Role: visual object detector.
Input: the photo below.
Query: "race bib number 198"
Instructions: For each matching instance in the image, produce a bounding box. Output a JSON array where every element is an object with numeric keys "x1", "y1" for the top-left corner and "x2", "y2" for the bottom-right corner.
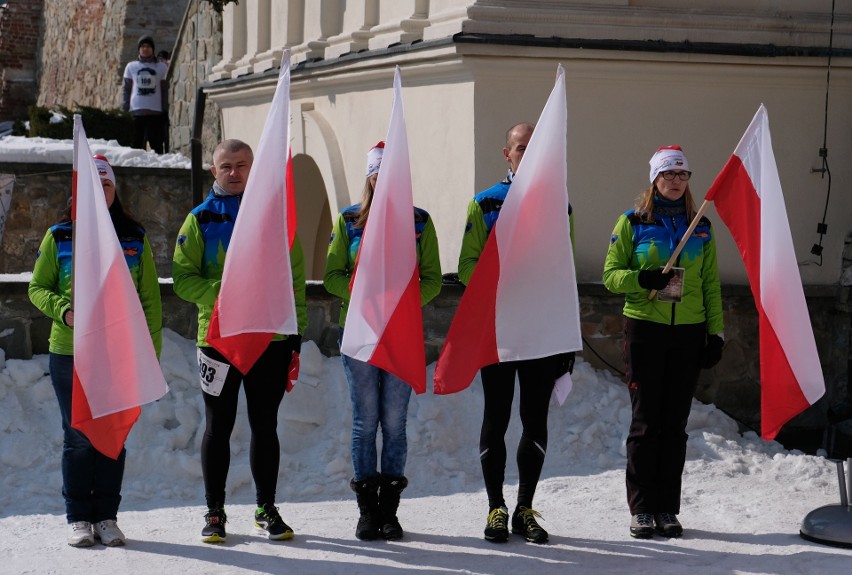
[{"x1": 197, "y1": 349, "x2": 230, "y2": 396}]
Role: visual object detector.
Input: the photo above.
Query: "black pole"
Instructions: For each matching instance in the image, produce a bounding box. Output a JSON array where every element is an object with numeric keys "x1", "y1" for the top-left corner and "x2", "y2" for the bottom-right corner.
[{"x1": 191, "y1": 87, "x2": 207, "y2": 206}]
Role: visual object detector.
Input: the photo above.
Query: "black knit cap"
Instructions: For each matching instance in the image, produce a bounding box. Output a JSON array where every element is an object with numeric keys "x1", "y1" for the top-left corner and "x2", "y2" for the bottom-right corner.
[{"x1": 138, "y1": 35, "x2": 155, "y2": 50}]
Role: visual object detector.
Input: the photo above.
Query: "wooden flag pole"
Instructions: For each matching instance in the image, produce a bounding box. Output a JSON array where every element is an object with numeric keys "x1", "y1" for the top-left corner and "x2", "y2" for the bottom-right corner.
[{"x1": 647, "y1": 199, "x2": 711, "y2": 300}]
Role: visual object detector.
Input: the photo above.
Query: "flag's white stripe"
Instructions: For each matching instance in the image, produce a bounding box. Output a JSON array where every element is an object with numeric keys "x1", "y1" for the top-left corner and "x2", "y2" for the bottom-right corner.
[
  {"x1": 341, "y1": 67, "x2": 416, "y2": 360},
  {"x1": 737, "y1": 106, "x2": 824, "y2": 403},
  {"x1": 73, "y1": 117, "x2": 167, "y2": 417},
  {"x1": 493, "y1": 64, "x2": 582, "y2": 361},
  {"x1": 218, "y1": 52, "x2": 297, "y2": 336}
]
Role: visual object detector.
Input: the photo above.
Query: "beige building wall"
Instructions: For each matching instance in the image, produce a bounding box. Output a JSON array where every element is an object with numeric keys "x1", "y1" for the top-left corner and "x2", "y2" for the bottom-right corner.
[{"x1": 204, "y1": 0, "x2": 852, "y2": 284}]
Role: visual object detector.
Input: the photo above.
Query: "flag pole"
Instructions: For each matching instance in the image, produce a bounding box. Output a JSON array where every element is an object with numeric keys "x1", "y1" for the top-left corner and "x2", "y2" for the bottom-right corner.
[
  {"x1": 647, "y1": 199, "x2": 711, "y2": 300},
  {"x1": 71, "y1": 114, "x2": 80, "y2": 308}
]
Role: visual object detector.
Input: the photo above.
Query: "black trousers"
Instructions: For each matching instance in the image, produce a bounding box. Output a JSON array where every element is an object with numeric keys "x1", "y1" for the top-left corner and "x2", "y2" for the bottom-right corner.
[
  {"x1": 479, "y1": 356, "x2": 556, "y2": 511},
  {"x1": 623, "y1": 318, "x2": 705, "y2": 515},
  {"x1": 199, "y1": 339, "x2": 296, "y2": 509},
  {"x1": 132, "y1": 114, "x2": 166, "y2": 154}
]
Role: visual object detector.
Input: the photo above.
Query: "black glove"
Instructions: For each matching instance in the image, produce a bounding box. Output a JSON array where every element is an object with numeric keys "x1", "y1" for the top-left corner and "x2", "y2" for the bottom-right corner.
[
  {"x1": 701, "y1": 334, "x2": 724, "y2": 369},
  {"x1": 638, "y1": 269, "x2": 674, "y2": 291},
  {"x1": 553, "y1": 352, "x2": 576, "y2": 378},
  {"x1": 287, "y1": 334, "x2": 302, "y2": 355}
]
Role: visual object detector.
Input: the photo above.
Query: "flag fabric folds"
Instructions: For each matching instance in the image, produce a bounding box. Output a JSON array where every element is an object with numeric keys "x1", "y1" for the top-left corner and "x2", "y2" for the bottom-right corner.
[
  {"x1": 434, "y1": 64, "x2": 582, "y2": 395},
  {"x1": 340, "y1": 67, "x2": 427, "y2": 394},
  {"x1": 71, "y1": 115, "x2": 168, "y2": 459},
  {"x1": 705, "y1": 104, "x2": 824, "y2": 439},
  {"x1": 206, "y1": 52, "x2": 298, "y2": 375}
]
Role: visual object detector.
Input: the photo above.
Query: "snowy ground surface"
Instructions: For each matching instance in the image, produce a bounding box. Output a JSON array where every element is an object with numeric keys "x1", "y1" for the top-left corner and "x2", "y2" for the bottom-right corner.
[{"x1": 1, "y1": 329, "x2": 850, "y2": 574}]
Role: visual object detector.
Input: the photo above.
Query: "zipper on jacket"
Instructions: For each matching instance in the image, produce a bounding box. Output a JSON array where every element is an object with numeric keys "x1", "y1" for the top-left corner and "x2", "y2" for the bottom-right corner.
[{"x1": 670, "y1": 216, "x2": 679, "y2": 326}]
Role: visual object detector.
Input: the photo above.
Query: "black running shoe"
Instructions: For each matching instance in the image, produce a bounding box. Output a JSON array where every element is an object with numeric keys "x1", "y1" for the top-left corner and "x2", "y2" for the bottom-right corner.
[
  {"x1": 255, "y1": 504, "x2": 294, "y2": 541},
  {"x1": 202, "y1": 508, "x2": 227, "y2": 543},
  {"x1": 654, "y1": 512, "x2": 683, "y2": 537},
  {"x1": 484, "y1": 506, "x2": 509, "y2": 543},
  {"x1": 512, "y1": 506, "x2": 549, "y2": 544},
  {"x1": 630, "y1": 513, "x2": 655, "y2": 539}
]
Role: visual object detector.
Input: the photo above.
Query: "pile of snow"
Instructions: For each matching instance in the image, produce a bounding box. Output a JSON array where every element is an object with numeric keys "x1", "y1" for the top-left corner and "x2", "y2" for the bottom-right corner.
[
  {"x1": 0, "y1": 135, "x2": 191, "y2": 169},
  {"x1": 1, "y1": 329, "x2": 850, "y2": 573}
]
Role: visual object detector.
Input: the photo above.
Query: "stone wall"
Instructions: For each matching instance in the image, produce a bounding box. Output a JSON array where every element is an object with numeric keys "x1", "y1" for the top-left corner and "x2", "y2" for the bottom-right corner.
[
  {"x1": 0, "y1": 1, "x2": 43, "y2": 120},
  {"x1": 168, "y1": 1, "x2": 223, "y2": 158},
  {"x1": 37, "y1": 0, "x2": 186, "y2": 110},
  {"x1": 1, "y1": 279, "x2": 848, "y2": 439},
  {"x1": 0, "y1": 162, "x2": 209, "y2": 277}
]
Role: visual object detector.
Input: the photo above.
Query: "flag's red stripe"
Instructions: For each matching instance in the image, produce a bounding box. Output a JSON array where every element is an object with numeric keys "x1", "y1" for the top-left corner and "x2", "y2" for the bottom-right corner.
[
  {"x1": 706, "y1": 155, "x2": 762, "y2": 302},
  {"x1": 433, "y1": 233, "x2": 500, "y2": 394},
  {"x1": 367, "y1": 267, "x2": 426, "y2": 393},
  {"x1": 707, "y1": 155, "x2": 809, "y2": 439},
  {"x1": 286, "y1": 150, "x2": 297, "y2": 249},
  {"x1": 759, "y1": 312, "x2": 810, "y2": 439},
  {"x1": 71, "y1": 369, "x2": 140, "y2": 460},
  {"x1": 206, "y1": 299, "x2": 274, "y2": 375}
]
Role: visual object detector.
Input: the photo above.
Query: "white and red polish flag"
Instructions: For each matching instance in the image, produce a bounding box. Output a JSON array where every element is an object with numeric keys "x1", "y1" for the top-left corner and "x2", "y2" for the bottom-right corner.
[
  {"x1": 434, "y1": 65, "x2": 582, "y2": 395},
  {"x1": 206, "y1": 52, "x2": 298, "y2": 375},
  {"x1": 340, "y1": 67, "x2": 427, "y2": 394},
  {"x1": 705, "y1": 104, "x2": 824, "y2": 439},
  {"x1": 70, "y1": 115, "x2": 168, "y2": 459}
]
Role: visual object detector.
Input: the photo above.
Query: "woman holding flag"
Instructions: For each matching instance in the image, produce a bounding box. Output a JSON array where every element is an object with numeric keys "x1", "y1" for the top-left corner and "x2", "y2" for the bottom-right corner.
[
  {"x1": 602, "y1": 145, "x2": 724, "y2": 539},
  {"x1": 324, "y1": 141, "x2": 441, "y2": 541},
  {"x1": 28, "y1": 155, "x2": 162, "y2": 548}
]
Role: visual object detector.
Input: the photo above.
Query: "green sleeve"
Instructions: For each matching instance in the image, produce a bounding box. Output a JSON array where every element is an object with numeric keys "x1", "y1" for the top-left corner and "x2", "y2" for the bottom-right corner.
[
  {"x1": 28, "y1": 230, "x2": 71, "y2": 324},
  {"x1": 418, "y1": 216, "x2": 442, "y2": 305},
  {"x1": 602, "y1": 214, "x2": 643, "y2": 294},
  {"x1": 457, "y1": 199, "x2": 488, "y2": 286},
  {"x1": 138, "y1": 235, "x2": 163, "y2": 357},
  {"x1": 323, "y1": 213, "x2": 352, "y2": 302},
  {"x1": 172, "y1": 213, "x2": 220, "y2": 306},
  {"x1": 701, "y1": 224, "x2": 724, "y2": 335},
  {"x1": 569, "y1": 209, "x2": 575, "y2": 255},
  {"x1": 290, "y1": 234, "x2": 308, "y2": 335}
]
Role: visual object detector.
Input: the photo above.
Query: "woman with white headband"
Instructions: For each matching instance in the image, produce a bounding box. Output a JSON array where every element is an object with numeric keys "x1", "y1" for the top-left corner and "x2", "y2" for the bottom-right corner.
[
  {"x1": 603, "y1": 145, "x2": 724, "y2": 539},
  {"x1": 324, "y1": 141, "x2": 441, "y2": 542},
  {"x1": 28, "y1": 155, "x2": 162, "y2": 548}
]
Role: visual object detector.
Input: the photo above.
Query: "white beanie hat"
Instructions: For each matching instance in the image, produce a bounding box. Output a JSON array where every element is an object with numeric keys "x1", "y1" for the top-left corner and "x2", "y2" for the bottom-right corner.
[
  {"x1": 649, "y1": 145, "x2": 689, "y2": 182},
  {"x1": 93, "y1": 155, "x2": 115, "y2": 184},
  {"x1": 365, "y1": 141, "x2": 384, "y2": 177}
]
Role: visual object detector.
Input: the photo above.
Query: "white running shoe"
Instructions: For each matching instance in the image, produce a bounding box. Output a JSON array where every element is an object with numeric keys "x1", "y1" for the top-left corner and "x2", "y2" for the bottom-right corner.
[
  {"x1": 93, "y1": 520, "x2": 126, "y2": 547},
  {"x1": 68, "y1": 521, "x2": 95, "y2": 547}
]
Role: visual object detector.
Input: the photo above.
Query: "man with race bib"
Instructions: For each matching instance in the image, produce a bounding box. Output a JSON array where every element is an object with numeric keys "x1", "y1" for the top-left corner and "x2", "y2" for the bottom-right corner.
[{"x1": 173, "y1": 139, "x2": 307, "y2": 543}]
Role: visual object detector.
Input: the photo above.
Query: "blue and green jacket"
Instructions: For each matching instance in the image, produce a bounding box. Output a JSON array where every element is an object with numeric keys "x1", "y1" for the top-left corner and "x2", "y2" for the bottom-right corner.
[
  {"x1": 458, "y1": 177, "x2": 574, "y2": 285},
  {"x1": 172, "y1": 185, "x2": 307, "y2": 347},
  {"x1": 28, "y1": 220, "x2": 162, "y2": 356},
  {"x1": 602, "y1": 196, "x2": 723, "y2": 333},
  {"x1": 323, "y1": 203, "x2": 442, "y2": 327}
]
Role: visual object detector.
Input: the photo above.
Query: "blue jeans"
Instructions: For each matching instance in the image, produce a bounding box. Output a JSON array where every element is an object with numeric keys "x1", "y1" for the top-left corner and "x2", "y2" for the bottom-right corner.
[
  {"x1": 340, "y1": 333, "x2": 412, "y2": 480},
  {"x1": 49, "y1": 353, "x2": 126, "y2": 523}
]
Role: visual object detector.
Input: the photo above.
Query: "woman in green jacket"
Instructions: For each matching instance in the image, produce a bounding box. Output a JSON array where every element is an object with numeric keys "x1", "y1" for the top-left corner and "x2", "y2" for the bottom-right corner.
[
  {"x1": 28, "y1": 156, "x2": 162, "y2": 548},
  {"x1": 324, "y1": 142, "x2": 441, "y2": 542},
  {"x1": 603, "y1": 146, "x2": 723, "y2": 539}
]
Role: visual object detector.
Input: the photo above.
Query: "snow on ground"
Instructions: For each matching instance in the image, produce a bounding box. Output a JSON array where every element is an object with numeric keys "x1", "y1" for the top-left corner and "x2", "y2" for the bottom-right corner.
[{"x1": 1, "y1": 329, "x2": 850, "y2": 574}]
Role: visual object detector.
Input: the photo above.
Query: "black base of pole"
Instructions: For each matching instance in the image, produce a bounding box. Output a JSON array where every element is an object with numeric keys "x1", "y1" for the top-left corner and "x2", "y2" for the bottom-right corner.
[{"x1": 800, "y1": 504, "x2": 852, "y2": 549}]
